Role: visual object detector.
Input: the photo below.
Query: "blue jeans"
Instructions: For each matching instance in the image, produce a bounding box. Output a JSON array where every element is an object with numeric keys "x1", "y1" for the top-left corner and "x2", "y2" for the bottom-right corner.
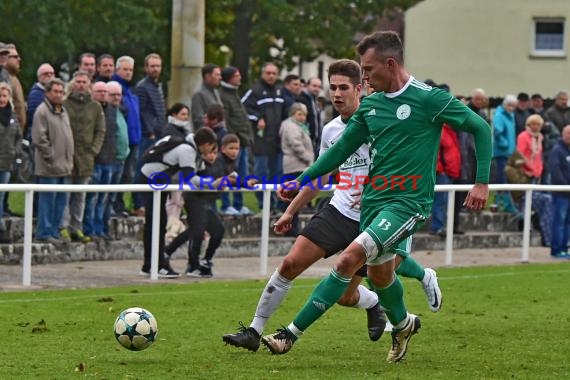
[
  {"x1": 254, "y1": 152, "x2": 283, "y2": 209},
  {"x1": 115, "y1": 145, "x2": 138, "y2": 213},
  {"x1": 492, "y1": 157, "x2": 507, "y2": 184},
  {"x1": 221, "y1": 146, "x2": 248, "y2": 210},
  {"x1": 430, "y1": 174, "x2": 450, "y2": 232},
  {"x1": 0, "y1": 171, "x2": 11, "y2": 230},
  {"x1": 132, "y1": 137, "x2": 157, "y2": 210},
  {"x1": 36, "y1": 176, "x2": 69, "y2": 240},
  {"x1": 550, "y1": 194, "x2": 570, "y2": 255},
  {"x1": 84, "y1": 164, "x2": 114, "y2": 236},
  {"x1": 105, "y1": 161, "x2": 125, "y2": 234}
]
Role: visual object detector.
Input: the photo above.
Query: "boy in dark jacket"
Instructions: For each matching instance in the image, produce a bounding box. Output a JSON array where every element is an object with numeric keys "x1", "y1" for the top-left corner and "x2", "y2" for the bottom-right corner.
[{"x1": 164, "y1": 133, "x2": 255, "y2": 277}]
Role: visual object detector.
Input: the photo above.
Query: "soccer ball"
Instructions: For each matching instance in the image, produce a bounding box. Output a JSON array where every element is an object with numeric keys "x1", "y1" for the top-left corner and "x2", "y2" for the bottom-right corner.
[{"x1": 114, "y1": 307, "x2": 158, "y2": 351}]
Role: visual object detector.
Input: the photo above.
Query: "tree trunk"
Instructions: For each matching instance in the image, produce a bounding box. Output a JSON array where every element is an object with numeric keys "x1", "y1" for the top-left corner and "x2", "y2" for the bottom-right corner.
[{"x1": 231, "y1": 0, "x2": 255, "y2": 86}]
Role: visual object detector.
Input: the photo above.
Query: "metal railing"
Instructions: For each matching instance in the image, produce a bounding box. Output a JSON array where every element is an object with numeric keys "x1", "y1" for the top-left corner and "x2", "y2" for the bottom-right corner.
[{"x1": 0, "y1": 183, "x2": 567, "y2": 287}]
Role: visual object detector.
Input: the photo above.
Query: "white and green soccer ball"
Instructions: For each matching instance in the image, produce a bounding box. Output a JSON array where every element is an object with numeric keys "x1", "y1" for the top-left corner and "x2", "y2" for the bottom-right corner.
[{"x1": 114, "y1": 307, "x2": 158, "y2": 351}]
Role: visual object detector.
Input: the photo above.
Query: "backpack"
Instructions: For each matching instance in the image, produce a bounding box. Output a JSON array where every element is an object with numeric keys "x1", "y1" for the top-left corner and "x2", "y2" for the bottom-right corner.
[
  {"x1": 142, "y1": 135, "x2": 195, "y2": 164},
  {"x1": 12, "y1": 139, "x2": 34, "y2": 184}
]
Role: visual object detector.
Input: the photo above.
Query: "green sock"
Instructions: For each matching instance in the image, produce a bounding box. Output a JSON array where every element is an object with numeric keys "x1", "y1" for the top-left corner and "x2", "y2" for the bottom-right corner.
[
  {"x1": 376, "y1": 275, "x2": 408, "y2": 326},
  {"x1": 292, "y1": 269, "x2": 351, "y2": 332},
  {"x1": 395, "y1": 256, "x2": 425, "y2": 281}
]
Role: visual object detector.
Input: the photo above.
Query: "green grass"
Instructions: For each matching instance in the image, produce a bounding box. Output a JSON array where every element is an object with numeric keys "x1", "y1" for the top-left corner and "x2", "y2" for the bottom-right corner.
[{"x1": 1, "y1": 263, "x2": 570, "y2": 379}]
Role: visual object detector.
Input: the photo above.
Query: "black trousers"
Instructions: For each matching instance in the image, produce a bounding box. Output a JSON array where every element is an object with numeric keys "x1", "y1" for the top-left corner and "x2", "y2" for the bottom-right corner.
[{"x1": 165, "y1": 197, "x2": 225, "y2": 270}]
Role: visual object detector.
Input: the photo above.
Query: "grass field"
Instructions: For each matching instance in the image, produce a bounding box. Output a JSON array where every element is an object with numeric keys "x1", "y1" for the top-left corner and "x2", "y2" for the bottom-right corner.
[{"x1": 1, "y1": 263, "x2": 569, "y2": 379}]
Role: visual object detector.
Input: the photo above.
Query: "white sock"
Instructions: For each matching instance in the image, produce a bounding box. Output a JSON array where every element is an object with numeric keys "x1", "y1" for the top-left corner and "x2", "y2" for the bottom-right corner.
[
  {"x1": 288, "y1": 323, "x2": 304, "y2": 339},
  {"x1": 394, "y1": 312, "x2": 410, "y2": 331},
  {"x1": 354, "y1": 284, "x2": 379, "y2": 309},
  {"x1": 250, "y1": 269, "x2": 292, "y2": 335}
]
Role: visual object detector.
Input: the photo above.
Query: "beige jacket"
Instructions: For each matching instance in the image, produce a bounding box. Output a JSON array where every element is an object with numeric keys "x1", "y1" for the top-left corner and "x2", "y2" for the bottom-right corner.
[
  {"x1": 31, "y1": 100, "x2": 74, "y2": 177},
  {"x1": 280, "y1": 117, "x2": 314, "y2": 174}
]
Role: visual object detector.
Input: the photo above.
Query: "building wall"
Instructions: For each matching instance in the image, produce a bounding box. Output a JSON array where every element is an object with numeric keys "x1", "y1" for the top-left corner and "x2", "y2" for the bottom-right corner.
[{"x1": 405, "y1": 0, "x2": 570, "y2": 97}]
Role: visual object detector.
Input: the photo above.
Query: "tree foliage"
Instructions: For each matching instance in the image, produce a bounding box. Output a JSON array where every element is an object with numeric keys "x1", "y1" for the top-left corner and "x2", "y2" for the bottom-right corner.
[
  {"x1": 206, "y1": 0, "x2": 422, "y2": 83},
  {"x1": 0, "y1": 0, "x2": 422, "y2": 92},
  {"x1": 0, "y1": 0, "x2": 171, "y2": 90}
]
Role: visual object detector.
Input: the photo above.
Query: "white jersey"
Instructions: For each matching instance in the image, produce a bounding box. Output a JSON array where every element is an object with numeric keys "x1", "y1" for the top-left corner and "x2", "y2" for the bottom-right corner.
[{"x1": 319, "y1": 115, "x2": 370, "y2": 222}]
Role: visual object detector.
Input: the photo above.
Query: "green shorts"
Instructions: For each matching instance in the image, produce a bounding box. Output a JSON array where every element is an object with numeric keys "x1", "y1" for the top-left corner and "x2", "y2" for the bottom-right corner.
[{"x1": 356, "y1": 205, "x2": 426, "y2": 265}]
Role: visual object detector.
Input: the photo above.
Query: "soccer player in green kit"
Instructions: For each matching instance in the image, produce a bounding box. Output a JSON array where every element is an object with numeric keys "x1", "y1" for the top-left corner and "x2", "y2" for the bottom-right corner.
[{"x1": 262, "y1": 31, "x2": 492, "y2": 363}]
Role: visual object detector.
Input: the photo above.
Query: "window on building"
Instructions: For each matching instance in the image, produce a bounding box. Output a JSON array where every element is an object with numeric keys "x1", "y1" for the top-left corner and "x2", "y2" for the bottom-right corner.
[{"x1": 533, "y1": 18, "x2": 565, "y2": 57}]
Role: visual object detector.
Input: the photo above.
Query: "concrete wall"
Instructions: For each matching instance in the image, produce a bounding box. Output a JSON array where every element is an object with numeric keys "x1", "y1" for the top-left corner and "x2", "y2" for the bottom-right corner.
[{"x1": 405, "y1": 0, "x2": 570, "y2": 97}]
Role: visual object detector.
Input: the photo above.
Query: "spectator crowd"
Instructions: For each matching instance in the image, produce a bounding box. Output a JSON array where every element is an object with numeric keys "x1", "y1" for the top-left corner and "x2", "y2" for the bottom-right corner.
[{"x1": 0, "y1": 40, "x2": 569, "y2": 275}]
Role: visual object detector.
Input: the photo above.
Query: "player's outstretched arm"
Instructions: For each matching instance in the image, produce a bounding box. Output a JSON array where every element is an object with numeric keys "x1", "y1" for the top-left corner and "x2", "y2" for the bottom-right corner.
[
  {"x1": 458, "y1": 112, "x2": 493, "y2": 185},
  {"x1": 459, "y1": 112, "x2": 492, "y2": 210}
]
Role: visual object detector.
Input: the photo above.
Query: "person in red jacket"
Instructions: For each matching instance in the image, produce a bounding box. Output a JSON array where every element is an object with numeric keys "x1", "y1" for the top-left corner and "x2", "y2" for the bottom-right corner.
[{"x1": 430, "y1": 123, "x2": 461, "y2": 236}]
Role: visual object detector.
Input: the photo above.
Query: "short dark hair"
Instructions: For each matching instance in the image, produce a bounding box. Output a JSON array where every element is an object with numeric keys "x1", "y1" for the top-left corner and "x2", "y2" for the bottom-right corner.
[
  {"x1": 284, "y1": 74, "x2": 300, "y2": 84},
  {"x1": 202, "y1": 63, "x2": 220, "y2": 78},
  {"x1": 194, "y1": 127, "x2": 218, "y2": 146},
  {"x1": 206, "y1": 104, "x2": 224, "y2": 121},
  {"x1": 45, "y1": 78, "x2": 65, "y2": 92},
  {"x1": 356, "y1": 31, "x2": 404, "y2": 64},
  {"x1": 96, "y1": 54, "x2": 114, "y2": 66},
  {"x1": 328, "y1": 59, "x2": 361, "y2": 86},
  {"x1": 221, "y1": 133, "x2": 240, "y2": 147},
  {"x1": 167, "y1": 102, "x2": 189, "y2": 116},
  {"x1": 517, "y1": 92, "x2": 530, "y2": 101},
  {"x1": 531, "y1": 93, "x2": 543, "y2": 100},
  {"x1": 79, "y1": 52, "x2": 95, "y2": 64}
]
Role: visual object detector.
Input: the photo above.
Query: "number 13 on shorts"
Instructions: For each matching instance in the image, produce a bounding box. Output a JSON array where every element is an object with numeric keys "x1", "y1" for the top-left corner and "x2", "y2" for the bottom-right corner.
[{"x1": 377, "y1": 218, "x2": 392, "y2": 231}]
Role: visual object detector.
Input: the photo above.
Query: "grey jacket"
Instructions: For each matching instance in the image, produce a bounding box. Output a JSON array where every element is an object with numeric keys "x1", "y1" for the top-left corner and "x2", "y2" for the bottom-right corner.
[
  {"x1": 32, "y1": 100, "x2": 74, "y2": 177},
  {"x1": 191, "y1": 84, "x2": 222, "y2": 130}
]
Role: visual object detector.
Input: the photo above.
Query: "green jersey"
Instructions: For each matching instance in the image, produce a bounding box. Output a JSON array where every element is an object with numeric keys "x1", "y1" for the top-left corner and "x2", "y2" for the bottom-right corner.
[{"x1": 299, "y1": 76, "x2": 492, "y2": 218}]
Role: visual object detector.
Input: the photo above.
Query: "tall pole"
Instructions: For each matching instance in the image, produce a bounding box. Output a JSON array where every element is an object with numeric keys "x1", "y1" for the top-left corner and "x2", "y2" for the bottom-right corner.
[{"x1": 169, "y1": 0, "x2": 205, "y2": 107}]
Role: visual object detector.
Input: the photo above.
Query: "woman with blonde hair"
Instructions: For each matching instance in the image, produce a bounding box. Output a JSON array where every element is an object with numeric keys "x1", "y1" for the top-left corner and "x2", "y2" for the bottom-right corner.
[
  {"x1": 513, "y1": 114, "x2": 553, "y2": 247},
  {"x1": 0, "y1": 82, "x2": 22, "y2": 243},
  {"x1": 517, "y1": 114, "x2": 544, "y2": 182}
]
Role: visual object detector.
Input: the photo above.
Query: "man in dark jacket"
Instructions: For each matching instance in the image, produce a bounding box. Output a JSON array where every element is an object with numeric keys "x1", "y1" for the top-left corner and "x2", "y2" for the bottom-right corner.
[
  {"x1": 133, "y1": 53, "x2": 167, "y2": 217},
  {"x1": 241, "y1": 62, "x2": 286, "y2": 209},
  {"x1": 135, "y1": 53, "x2": 166, "y2": 146},
  {"x1": 548, "y1": 125, "x2": 570, "y2": 259},
  {"x1": 299, "y1": 77, "x2": 323, "y2": 155},
  {"x1": 219, "y1": 66, "x2": 254, "y2": 215},
  {"x1": 83, "y1": 81, "x2": 117, "y2": 240},
  {"x1": 26, "y1": 63, "x2": 55, "y2": 139}
]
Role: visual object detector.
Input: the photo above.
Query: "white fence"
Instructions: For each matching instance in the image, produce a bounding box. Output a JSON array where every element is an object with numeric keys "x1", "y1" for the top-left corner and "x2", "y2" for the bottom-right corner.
[{"x1": 0, "y1": 183, "x2": 568, "y2": 287}]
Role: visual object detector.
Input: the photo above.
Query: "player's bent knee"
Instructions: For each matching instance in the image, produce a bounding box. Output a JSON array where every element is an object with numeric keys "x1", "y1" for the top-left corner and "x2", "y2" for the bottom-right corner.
[
  {"x1": 335, "y1": 244, "x2": 367, "y2": 276},
  {"x1": 367, "y1": 262, "x2": 395, "y2": 288}
]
